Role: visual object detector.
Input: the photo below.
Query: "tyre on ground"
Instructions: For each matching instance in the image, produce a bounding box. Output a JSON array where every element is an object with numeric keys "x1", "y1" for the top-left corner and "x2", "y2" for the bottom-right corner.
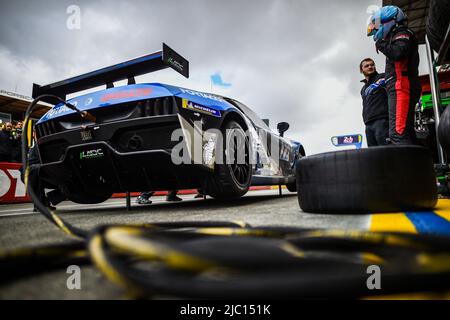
[
  {"x1": 296, "y1": 145, "x2": 437, "y2": 213},
  {"x1": 66, "y1": 187, "x2": 112, "y2": 204}
]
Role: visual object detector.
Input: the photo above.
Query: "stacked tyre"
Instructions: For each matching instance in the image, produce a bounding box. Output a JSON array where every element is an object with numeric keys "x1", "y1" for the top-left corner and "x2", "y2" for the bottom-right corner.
[
  {"x1": 426, "y1": 0, "x2": 450, "y2": 59},
  {"x1": 438, "y1": 106, "x2": 450, "y2": 157}
]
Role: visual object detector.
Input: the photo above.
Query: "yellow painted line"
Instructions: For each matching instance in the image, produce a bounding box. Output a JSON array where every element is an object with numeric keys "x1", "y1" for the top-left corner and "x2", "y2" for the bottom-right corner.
[
  {"x1": 370, "y1": 212, "x2": 417, "y2": 234},
  {"x1": 434, "y1": 199, "x2": 450, "y2": 222},
  {"x1": 361, "y1": 252, "x2": 385, "y2": 265}
]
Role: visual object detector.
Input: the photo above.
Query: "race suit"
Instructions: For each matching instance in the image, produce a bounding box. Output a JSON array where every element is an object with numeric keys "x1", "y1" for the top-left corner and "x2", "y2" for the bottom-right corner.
[{"x1": 376, "y1": 25, "x2": 421, "y2": 144}]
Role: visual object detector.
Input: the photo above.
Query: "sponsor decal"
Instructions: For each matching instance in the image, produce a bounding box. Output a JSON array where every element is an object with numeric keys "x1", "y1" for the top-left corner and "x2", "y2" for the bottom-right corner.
[
  {"x1": 80, "y1": 129, "x2": 93, "y2": 141},
  {"x1": 46, "y1": 105, "x2": 71, "y2": 119},
  {"x1": 84, "y1": 97, "x2": 93, "y2": 106},
  {"x1": 331, "y1": 134, "x2": 363, "y2": 149},
  {"x1": 181, "y1": 99, "x2": 221, "y2": 117},
  {"x1": 167, "y1": 57, "x2": 184, "y2": 72},
  {"x1": 394, "y1": 34, "x2": 410, "y2": 41},
  {"x1": 0, "y1": 163, "x2": 29, "y2": 204},
  {"x1": 80, "y1": 148, "x2": 104, "y2": 160},
  {"x1": 100, "y1": 88, "x2": 152, "y2": 102},
  {"x1": 343, "y1": 136, "x2": 354, "y2": 144},
  {"x1": 179, "y1": 88, "x2": 225, "y2": 102}
]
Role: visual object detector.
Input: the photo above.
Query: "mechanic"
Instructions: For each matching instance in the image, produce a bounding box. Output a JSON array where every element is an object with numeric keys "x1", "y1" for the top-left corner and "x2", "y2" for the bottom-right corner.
[
  {"x1": 0, "y1": 122, "x2": 15, "y2": 162},
  {"x1": 136, "y1": 190, "x2": 182, "y2": 205},
  {"x1": 194, "y1": 188, "x2": 205, "y2": 199},
  {"x1": 368, "y1": 5, "x2": 421, "y2": 145},
  {"x1": 12, "y1": 121, "x2": 23, "y2": 162},
  {"x1": 360, "y1": 58, "x2": 389, "y2": 146}
]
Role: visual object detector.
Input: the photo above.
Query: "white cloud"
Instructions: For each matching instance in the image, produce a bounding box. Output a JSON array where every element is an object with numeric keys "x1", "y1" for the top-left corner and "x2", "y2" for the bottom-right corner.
[
  {"x1": 2, "y1": 0, "x2": 429, "y2": 156},
  {"x1": 311, "y1": 42, "x2": 348, "y2": 64},
  {"x1": 0, "y1": 47, "x2": 55, "y2": 94}
]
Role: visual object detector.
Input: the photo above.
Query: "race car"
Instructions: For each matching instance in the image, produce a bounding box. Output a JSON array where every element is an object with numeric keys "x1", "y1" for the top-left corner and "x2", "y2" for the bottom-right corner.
[{"x1": 32, "y1": 43, "x2": 305, "y2": 203}]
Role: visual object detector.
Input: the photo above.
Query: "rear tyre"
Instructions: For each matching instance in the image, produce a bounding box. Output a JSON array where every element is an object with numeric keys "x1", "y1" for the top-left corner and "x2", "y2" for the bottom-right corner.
[
  {"x1": 66, "y1": 187, "x2": 112, "y2": 204},
  {"x1": 296, "y1": 146, "x2": 437, "y2": 214},
  {"x1": 204, "y1": 120, "x2": 252, "y2": 200},
  {"x1": 438, "y1": 106, "x2": 450, "y2": 157},
  {"x1": 286, "y1": 147, "x2": 306, "y2": 192},
  {"x1": 426, "y1": 0, "x2": 450, "y2": 59},
  {"x1": 286, "y1": 182, "x2": 297, "y2": 192}
]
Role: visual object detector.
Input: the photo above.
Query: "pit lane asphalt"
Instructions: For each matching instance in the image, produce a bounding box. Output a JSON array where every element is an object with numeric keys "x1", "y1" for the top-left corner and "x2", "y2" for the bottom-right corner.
[{"x1": 0, "y1": 189, "x2": 371, "y2": 299}]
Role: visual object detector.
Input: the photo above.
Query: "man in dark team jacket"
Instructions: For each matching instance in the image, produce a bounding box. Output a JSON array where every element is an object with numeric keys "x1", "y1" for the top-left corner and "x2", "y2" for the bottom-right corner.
[
  {"x1": 360, "y1": 58, "x2": 389, "y2": 146},
  {"x1": 0, "y1": 122, "x2": 15, "y2": 162}
]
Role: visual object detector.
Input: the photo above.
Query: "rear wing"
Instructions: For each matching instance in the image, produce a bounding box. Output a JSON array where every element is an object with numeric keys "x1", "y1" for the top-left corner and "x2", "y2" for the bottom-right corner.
[{"x1": 32, "y1": 43, "x2": 189, "y2": 104}]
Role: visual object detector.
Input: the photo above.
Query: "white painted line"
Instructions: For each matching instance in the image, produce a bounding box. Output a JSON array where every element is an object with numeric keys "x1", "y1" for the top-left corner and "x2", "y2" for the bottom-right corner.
[
  {"x1": 0, "y1": 198, "x2": 127, "y2": 213},
  {"x1": 0, "y1": 189, "x2": 279, "y2": 218},
  {"x1": 0, "y1": 212, "x2": 37, "y2": 217},
  {"x1": 0, "y1": 197, "x2": 204, "y2": 218},
  {"x1": 0, "y1": 202, "x2": 127, "y2": 218},
  {"x1": 0, "y1": 207, "x2": 33, "y2": 213}
]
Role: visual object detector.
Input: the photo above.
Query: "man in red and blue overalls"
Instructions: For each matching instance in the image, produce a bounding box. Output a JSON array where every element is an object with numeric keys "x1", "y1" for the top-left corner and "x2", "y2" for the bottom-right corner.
[{"x1": 368, "y1": 5, "x2": 421, "y2": 144}]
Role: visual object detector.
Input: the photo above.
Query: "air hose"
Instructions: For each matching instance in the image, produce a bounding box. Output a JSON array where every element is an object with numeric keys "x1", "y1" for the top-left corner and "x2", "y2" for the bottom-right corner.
[{"x1": 0, "y1": 95, "x2": 448, "y2": 299}]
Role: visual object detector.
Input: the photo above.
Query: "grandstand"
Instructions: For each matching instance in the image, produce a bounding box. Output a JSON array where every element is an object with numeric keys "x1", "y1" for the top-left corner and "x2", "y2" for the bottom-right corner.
[{"x1": 0, "y1": 89, "x2": 51, "y2": 125}]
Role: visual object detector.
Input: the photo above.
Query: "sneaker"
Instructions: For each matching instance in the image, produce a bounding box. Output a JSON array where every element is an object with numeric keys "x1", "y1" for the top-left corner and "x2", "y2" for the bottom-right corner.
[
  {"x1": 166, "y1": 195, "x2": 183, "y2": 202},
  {"x1": 136, "y1": 197, "x2": 152, "y2": 205}
]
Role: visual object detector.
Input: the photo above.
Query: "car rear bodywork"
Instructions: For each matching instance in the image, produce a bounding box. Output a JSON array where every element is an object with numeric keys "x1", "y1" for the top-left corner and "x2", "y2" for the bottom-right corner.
[{"x1": 32, "y1": 44, "x2": 304, "y2": 200}]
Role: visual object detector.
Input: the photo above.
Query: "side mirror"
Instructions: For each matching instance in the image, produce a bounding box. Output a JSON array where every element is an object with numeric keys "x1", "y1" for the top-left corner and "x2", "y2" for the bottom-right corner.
[{"x1": 277, "y1": 122, "x2": 290, "y2": 137}]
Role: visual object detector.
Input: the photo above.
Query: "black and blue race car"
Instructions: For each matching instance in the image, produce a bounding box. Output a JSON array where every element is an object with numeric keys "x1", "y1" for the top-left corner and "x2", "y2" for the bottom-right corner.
[{"x1": 32, "y1": 44, "x2": 305, "y2": 203}]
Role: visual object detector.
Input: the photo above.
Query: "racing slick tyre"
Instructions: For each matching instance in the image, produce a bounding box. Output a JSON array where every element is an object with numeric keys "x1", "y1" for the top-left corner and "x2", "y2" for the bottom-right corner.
[
  {"x1": 66, "y1": 188, "x2": 112, "y2": 204},
  {"x1": 438, "y1": 106, "x2": 450, "y2": 157},
  {"x1": 204, "y1": 120, "x2": 251, "y2": 200},
  {"x1": 426, "y1": 0, "x2": 450, "y2": 59},
  {"x1": 286, "y1": 182, "x2": 297, "y2": 192},
  {"x1": 296, "y1": 146, "x2": 437, "y2": 214},
  {"x1": 286, "y1": 148, "x2": 306, "y2": 192}
]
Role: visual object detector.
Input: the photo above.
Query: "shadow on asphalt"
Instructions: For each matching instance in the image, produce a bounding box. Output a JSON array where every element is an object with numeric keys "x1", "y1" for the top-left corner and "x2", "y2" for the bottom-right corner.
[{"x1": 58, "y1": 192, "x2": 298, "y2": 215}]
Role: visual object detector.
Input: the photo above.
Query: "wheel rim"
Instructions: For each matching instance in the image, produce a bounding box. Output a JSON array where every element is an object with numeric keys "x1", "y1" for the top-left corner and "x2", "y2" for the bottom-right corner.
[{"x1": 226, "y1": 129, "x2": 250, "y2": 187}]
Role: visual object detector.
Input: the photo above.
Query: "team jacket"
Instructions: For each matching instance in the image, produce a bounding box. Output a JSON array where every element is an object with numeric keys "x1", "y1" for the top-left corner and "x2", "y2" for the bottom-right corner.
[
  {"x1": 360, "y1": 72, "x2": 388, "y2": 124},
  {"x1": 0, "y1": 130, "x2": 15, "y2": 158},
  {"x1": 375, "y1": 25, "x2": 421, "y2": 94}
]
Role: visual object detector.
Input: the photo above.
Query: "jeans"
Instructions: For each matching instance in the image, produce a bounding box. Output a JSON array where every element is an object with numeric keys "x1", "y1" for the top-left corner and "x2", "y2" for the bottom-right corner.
[{"x1": 365, "y1": 118, "x2": 389, "y2": 147}]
